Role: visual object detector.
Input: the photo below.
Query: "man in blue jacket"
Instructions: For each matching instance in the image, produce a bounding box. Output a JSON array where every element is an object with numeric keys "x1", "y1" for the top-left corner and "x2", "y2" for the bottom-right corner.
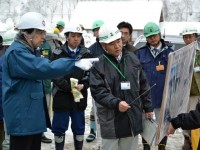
[
  {"x1": 136, "y1": 22, "x2": 173, "y2": 150},
  {"x1": 2, "y1": 12, "x2": 98, "y2": 150}
]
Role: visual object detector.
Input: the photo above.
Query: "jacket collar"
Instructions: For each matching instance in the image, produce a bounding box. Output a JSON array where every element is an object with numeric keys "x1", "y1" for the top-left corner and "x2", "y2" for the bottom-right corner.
[
  {"x1": 103, "y1": 47, "x2": 128, "y2": 62},
  {"x1": 16, "y1": 33, "x2": 35, "y2": 54},
  {"x1": 61, "y1": 43, "x2": 90, "y2": 60}
]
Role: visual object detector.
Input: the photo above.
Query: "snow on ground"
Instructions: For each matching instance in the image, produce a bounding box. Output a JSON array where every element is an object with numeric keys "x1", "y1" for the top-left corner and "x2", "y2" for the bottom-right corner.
[{"x1": 41, "y1": 90, "x2": 184, "y2": 150}]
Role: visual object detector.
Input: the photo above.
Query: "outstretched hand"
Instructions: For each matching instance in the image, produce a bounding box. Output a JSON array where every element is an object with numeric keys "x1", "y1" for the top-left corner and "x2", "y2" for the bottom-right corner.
[{"x1": 75, "y1": 58, "x2": 99, "y2": 71}]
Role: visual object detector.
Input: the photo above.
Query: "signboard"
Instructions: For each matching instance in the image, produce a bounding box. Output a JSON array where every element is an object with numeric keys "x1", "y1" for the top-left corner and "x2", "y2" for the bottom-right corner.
[{"x1": 155, "y1": 41, "x2": 197, "y2": 144}]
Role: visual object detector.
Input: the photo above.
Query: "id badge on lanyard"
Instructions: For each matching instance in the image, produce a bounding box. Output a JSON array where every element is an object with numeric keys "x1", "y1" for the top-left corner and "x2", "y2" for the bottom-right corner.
[{"x1": 121, "y1": 81, "x2": 131, "y2": 90}]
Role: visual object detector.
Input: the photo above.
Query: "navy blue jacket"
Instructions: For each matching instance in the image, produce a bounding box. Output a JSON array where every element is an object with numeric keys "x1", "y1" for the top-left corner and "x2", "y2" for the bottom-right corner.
[
  {"x1": 136, "y1": 40, "x2": 173, "y2": 108},
  {"x1": 89, "y1": 38, "x2": 104, "y2": 58}
]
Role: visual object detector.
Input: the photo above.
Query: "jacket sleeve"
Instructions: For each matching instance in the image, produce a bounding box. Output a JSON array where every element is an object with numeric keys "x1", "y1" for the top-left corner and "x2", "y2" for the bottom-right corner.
[
  {"x1": 89, "y1": 66, "x2": 121, "y2": 110},
  {"x1": 80, "y1": 70, "x2": 90, "y2": 90},
  {"x1": 7, "y1": 49, "x2": 78, "y2": 80},
  {"x1": 139, "y1": 66, "x2": 153, "y2": 113},
  {"x1": 171, "y1": 103, "x2": 200, "y2": 130}
]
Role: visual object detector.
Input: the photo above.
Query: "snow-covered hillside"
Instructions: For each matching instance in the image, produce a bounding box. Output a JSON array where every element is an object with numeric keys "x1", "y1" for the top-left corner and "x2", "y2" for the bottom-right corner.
[{"x1": 0, "y1": 0, "x2": 200, "y2": 29}]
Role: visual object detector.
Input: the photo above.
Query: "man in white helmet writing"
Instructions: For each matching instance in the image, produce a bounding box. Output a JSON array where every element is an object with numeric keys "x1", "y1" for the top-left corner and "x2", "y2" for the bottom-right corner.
[
  {"x1": 89, "y1": 23, "x2": 154, "y2": 150},
  {"x1": 2, "y1": 12, "x2": 98, "y2": 150}
]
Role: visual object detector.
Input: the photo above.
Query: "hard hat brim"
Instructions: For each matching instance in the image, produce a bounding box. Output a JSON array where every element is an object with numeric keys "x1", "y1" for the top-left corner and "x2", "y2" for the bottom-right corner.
[
  {"x1": 100, "y1": 32, "x2": 122, "y2": 44},
  {"x1": 182, "y1": 32, "x2": 196, "y2": 36},
  {"x1": 145, "y1": 31, "x2": 160, "y2": 37}
]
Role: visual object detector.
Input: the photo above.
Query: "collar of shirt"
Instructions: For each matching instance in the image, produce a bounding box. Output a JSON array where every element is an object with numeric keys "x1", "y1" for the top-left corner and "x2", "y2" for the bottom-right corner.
[
  {"x1": 150, "y1": 42, "x2": 162, "y2": 57},
  {"x1": 68, "y1": 46, "x2": 78, "y2": 53},
  {"x1": 150, "y1": 42, "x2": 162, "y2": 52},
  {"x1": 116, "y1": 52, "x2": 122, "y2": 62}
]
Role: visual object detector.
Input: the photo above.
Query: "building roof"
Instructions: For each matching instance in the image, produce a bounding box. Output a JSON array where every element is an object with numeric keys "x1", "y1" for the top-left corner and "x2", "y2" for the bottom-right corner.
[{"x1": 69, "y1": 1, "x2": 163, "y2": 30}]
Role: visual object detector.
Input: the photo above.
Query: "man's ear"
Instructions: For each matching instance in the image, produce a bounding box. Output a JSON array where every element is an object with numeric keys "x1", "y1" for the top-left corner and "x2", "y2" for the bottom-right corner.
[{"x1": 101, "y1": 43, "x2": 106, "y2": 49}]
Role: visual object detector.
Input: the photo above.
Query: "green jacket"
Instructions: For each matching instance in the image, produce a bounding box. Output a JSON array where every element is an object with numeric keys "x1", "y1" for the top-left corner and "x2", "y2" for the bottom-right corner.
[
  {"x1": 39, "y1": 41, "x2": 52, "y2": 94},
  {"x1": 190, "y1": 50, "x2": 200, "y2": 96}
]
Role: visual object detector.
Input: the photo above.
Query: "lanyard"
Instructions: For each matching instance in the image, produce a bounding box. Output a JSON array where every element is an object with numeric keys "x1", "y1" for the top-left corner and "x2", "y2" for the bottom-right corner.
[{"x1": 103, "y1": 54, "x2": 126, "y2": 80}]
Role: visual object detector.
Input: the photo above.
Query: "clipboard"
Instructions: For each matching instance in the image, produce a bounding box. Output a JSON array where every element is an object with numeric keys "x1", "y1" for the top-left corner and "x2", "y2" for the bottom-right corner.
[{"x1": 141, "y1": 115, "x2": 158, "y2": 146}]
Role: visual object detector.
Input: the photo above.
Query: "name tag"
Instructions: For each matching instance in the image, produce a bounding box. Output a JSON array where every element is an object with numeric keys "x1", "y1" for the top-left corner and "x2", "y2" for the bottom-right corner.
[
  {"x1": 156, "y1": 65, "x2": 164, "y2": 71},
  {"x1": 194, "y1": 67, "x2": 200, "y2": 72},
  {"x1": 121, "y1": 81, "x2": 131, "y2": 90}
]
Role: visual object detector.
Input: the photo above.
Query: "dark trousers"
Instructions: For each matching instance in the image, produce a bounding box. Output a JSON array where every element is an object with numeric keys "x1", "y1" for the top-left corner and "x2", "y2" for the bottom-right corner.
[
  {"x1": 0, "y1": 122, "x2": 4, "y2": 150},
  {"x1": 10, "y1": 133, "x2": 42, "y2": 150},
  {"x1": 52, "y1": 111, "x2": 85, "y2": 136}
]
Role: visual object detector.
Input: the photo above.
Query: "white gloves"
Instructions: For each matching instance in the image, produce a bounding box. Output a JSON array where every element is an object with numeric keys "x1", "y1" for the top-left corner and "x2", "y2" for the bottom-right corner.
[{"x1": 75, "y1": 58, "x2": 99, "y2": 71}]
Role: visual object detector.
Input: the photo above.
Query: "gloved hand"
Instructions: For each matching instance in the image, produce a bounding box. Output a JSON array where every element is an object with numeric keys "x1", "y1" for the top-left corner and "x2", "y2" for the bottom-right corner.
[{"x1": 75, "y1": 58, "x2": 99, "y2": 71}]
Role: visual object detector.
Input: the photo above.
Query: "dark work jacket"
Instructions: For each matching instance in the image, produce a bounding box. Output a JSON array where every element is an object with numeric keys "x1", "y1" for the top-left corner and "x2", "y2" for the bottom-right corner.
[
  {"x1": 171, "y1": 103, "x2": 200, "y2": 130},
  {"x1": 135, "y1": 40, "x2": 173, "y2": 108},
  {"x1": 171, "y1": 103, "x2": 200, "y2": 149},
  {"x1": 89, "y1": 38, "x2": 104, "y2": 58},
  {"x1": 51, "y1": 44, "x2": 92, "y2": 111},
  {"x1": 90, "y1": 48, "x2": 153, "y2": 138}
]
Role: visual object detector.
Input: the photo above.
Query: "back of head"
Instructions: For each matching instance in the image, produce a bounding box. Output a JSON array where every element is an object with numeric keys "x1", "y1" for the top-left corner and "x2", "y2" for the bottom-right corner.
[
  {"x1": 0, "y1": 35, "x2": 2, "y2": 45},
  {"x1": 92, "y1": 20, "x2": 104, "y2": 31},
  {"x1": 56, "y1": 21, "x2": 65, "y2": 28},
  {"x1": 16, "y1": 12, "x2": 46, "y2": 31},
  {"x1": 117, "y1": 21, "x2": 133, "y2": 34},
  {"x1": 144, "y1": 22, "x2": 160, "y2": 37},
  {"x1": 99, "y1": 23, "x2": 121, "y2": 44},
  {"x1": 0, "y1": 35, "x2": 3, "y2": 50},
  {"x1": 181, "y1": 26, "x2": 198, "y2": 36},
  {"x1": 2, "y1": 30, "x2": 17, "y2": 46}
]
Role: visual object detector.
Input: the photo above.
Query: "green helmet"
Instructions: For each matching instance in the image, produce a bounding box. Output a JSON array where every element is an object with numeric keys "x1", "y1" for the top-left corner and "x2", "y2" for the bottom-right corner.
[
  {"x1": 92, "y1": 20, "x2": 104, "y2": 30},
  {"x1": 144, "y1": 22, "x2": 160, "y2": 37},
  {"x1": 56, "y1": 21, "x2": 65, "y2": 28}
]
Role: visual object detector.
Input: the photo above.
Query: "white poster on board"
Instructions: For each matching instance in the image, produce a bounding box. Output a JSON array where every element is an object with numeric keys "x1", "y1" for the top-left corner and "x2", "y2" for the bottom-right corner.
[{"x1": 155, "y1": 41, "x2": 197, "y2": 144}]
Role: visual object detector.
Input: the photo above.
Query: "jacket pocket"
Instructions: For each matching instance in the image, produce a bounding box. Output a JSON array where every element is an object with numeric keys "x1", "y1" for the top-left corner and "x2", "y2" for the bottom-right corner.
[
  {"x1": 30, "y1": 92, "x2": 44, "y2": 100},
  {"x1": 140, "y1": 57, "x2": 152, "y2": 73}
]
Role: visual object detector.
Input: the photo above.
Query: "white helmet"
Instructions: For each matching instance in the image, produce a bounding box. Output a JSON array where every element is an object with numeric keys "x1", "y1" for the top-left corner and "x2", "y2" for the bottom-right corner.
[
  {"x1": 65, "y1": 24, "x2": 83, "y2": 34},
  {"x1": 3, "y1": 30, "x2": 17, "y2": 46},
  {"x1": 17, "y1": 12, "x2": 46, "y2": 30},
  {"x1": 99, "y1": 24, "x2": 121, "y2": 43},
  {"x1": 181, "y1": 26, "x2": 198, "y2": 36}
]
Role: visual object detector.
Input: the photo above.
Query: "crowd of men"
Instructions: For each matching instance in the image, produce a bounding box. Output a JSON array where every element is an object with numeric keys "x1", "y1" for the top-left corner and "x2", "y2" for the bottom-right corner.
[{"x1": 0, "y1": 11, "x2": 199, "y2": 150}]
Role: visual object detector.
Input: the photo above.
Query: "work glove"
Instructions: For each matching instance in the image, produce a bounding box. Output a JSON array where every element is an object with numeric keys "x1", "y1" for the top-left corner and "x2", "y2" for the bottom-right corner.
[{"x1": 75, "y1": 58, "x2": 99, "y2": 71}]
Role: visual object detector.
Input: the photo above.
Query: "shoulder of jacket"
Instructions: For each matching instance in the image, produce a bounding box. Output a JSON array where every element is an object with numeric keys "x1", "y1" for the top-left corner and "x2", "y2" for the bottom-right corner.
[
  {"x1": 80, "y1": 45, "x2": 91, "y2": 53},
  {"x1": 136, "y1": 45, "x2": 148, "y2": 52},
  {"x1": 53, "y1": 49, "x2": 63, "y2": 55},
  {"x1": 165, "y1": 43, "x2": 174, "y2": 52}
]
